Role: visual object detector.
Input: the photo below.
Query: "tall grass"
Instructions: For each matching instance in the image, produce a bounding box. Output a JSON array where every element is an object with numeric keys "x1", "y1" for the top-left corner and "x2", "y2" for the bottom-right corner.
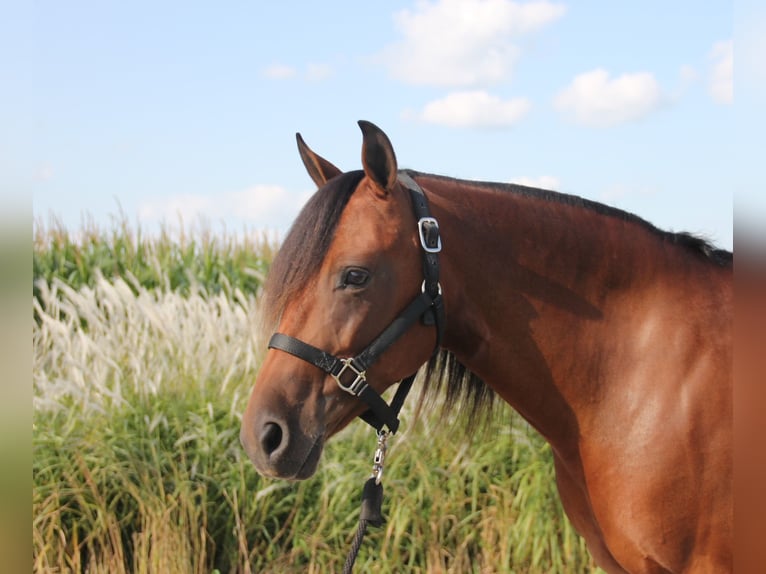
[
  {"x1": 33, "y1": 214, "x2": 277, "y2": 305},
  {"x1": 32, "y1": 222, "x2": 601, "y2": 573},
  {"x1": 33, "y1": 272, "x2": 261, "y2": 415}
]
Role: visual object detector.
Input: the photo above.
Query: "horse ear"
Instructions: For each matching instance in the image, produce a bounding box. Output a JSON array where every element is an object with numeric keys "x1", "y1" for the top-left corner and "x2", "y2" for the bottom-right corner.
[
  {"x1": 358, "y1": 120, "x2": 398, "y2": 196},
  {"x1": 296, "y1": 133, "x2": 342, "y2": 187}
]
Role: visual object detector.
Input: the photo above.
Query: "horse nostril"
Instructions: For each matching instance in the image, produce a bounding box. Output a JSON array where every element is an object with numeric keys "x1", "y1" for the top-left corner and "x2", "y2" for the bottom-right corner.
[{"x1": 261, "y1": 422, "x2": 284, "y2": 456}]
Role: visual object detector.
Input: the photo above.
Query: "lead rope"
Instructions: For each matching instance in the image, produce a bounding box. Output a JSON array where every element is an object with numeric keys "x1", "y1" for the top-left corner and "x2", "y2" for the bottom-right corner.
[{"x1": 342, "y1": 430, "x2": 389, "y2": 573}]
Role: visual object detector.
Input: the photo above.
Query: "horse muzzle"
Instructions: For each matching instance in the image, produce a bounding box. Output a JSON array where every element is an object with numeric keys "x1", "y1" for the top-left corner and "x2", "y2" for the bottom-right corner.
[{"x1": 240, "y1": 413, "x2": 324, "y2": 480}]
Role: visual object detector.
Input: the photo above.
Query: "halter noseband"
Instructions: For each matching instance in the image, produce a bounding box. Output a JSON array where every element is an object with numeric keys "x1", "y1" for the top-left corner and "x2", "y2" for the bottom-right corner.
[{"x1": 267, "y1": 173, "x2": 444, "y2": 434}]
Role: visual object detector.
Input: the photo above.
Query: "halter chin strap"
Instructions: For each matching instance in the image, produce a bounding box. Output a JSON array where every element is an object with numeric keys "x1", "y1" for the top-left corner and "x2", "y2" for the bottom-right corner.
[{"x1": 267, "y1": 172, "x2": 444, "y2": 434}]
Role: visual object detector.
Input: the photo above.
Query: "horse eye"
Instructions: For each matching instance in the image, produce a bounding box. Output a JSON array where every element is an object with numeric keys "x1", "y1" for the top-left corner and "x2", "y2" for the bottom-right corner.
[{"x1": 342, "y1": 268, "x2": 370, "y2": 288}]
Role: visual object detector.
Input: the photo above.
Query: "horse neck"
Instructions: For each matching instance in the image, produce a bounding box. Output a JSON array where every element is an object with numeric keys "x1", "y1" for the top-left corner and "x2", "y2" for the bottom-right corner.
[{"x1": 420, "y1": 175, "x2": 720, "y2": 453}]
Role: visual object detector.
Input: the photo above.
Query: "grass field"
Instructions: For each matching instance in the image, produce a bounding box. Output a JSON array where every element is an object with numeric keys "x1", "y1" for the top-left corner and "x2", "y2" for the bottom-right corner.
[{"x1": 32, "y1": 218, "x2": 601, "y2": 573}]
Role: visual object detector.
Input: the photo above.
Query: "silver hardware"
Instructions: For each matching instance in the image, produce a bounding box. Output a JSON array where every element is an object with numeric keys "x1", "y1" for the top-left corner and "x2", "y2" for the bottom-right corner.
[
  {"x1": 421, "y1": 280, "x2": 443, "y2": 296},
  {"x1": 371, "y1": 430, "x2": 389, "y2": 484},
  {"x1": 417, "y1": 217, "x2": 442, "y2": 253},
  {"x1": 333, "y1": 358, "x2": 368, "y2": 396}
]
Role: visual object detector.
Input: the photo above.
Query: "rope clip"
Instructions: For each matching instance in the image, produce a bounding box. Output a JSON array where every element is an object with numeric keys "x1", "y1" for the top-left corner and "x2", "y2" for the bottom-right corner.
[{"x1": 371, "y1": 430, "x2": 389, "y2": 484}]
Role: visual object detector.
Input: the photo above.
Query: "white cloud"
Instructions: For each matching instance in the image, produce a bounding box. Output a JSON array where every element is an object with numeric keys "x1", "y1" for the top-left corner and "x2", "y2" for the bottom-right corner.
[
  {"x1": 408, "y1": 90, "x2": 531, "y2": 128},
  {"x1": 511, "y1": 175, "x2": 560, "y2": 190},
  {"x1": 262, "y1": 64, "x2": 296, "y2": 80},
  {"x1": 138, "y1": 185, "x2": 311, "y2": 231},
  {"x1": 553, "y1": 69, "x2": 663, "y2": 127},
  {"x1": 708, "y1": 40, "x2": 733, "y2": 104},
  {"x1": 381, "y1": 0, "x2": 566, "y2": 87}
]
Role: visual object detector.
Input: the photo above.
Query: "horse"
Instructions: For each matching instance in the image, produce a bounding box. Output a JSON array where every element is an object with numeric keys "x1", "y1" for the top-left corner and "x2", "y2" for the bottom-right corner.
[{"x1": 240, "y1": 121, "x2": 733, "y2": 573}]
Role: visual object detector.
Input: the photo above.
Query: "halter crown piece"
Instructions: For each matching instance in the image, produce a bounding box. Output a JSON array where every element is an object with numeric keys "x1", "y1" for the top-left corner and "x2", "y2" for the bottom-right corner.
[{"x1": 267, "y1": 172, "x2": 444, "y2": 434}]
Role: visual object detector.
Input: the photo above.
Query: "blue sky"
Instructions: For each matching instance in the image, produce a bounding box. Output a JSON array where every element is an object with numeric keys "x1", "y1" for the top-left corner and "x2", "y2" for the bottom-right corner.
[{"x1": 8, "y1": 1, "x2": 737, "y2": 248}]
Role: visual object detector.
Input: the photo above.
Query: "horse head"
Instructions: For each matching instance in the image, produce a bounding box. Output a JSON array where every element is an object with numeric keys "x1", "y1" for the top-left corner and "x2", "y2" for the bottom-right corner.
[{"x1": 240, "y1": 121, "x2": 441, "y2": 479}]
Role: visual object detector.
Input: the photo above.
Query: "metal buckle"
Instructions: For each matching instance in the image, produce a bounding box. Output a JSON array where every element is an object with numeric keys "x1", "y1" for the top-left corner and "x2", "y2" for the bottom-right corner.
[
  {"x1": 333, "y1": 358, "x2": 368, "y2": 396},
  {"x1": 417, "y1": 217, "x2": 442, "y2": 253}
]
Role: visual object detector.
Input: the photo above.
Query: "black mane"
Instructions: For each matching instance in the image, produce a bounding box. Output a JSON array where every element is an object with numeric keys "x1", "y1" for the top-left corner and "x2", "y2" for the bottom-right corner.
[{"x1": 404, "y1": 170, "x2": 733, "y2": 267}]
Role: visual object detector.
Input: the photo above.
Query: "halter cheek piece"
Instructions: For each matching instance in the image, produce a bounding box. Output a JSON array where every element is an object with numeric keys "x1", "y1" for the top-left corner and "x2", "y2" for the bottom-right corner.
[{"x1": 267, "y1": 173, "x2": 444, "y2": 434}]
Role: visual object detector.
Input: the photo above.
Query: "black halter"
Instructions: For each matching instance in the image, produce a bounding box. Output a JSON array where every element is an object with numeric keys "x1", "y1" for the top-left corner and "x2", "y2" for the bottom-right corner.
[{"x1": 267, "y1": 172, "x2": 445, "y2": 434}]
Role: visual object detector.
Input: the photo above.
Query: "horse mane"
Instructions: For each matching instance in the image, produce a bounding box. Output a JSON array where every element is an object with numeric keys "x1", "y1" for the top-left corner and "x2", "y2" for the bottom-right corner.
[
  {"x1": 404, "y1": 170, "x2": 733, "y2": 267},
  {"x1": 421, "y1": 349, "x2": 497, "y2": 431}
]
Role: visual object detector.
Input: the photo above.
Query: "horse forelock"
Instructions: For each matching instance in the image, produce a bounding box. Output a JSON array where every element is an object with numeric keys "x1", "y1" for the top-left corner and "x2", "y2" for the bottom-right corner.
[{"x1": 262, "y1": 170, "x2": 365, "y2": 329}]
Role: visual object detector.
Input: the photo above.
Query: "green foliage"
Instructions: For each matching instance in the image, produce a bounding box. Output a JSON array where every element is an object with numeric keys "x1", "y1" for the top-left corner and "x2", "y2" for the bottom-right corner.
[
  {"x1": 32, "y1": 220, "x2": 602, "y2": 573},
  {"x1": 33, "y1": 214, "x2": 277, "y2": 307},
  {"x1": 34, "y1": 391, "x2": 288, "y2": 573},
  {"x1": 33, "y1": 398, "x2": 599, "y2": 573}
]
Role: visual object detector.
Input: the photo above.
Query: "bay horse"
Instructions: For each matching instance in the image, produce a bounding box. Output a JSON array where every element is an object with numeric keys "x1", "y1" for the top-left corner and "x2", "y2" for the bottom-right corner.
[{"x1": 240, "y1": 121, "x2": 733, "y2": 573}]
